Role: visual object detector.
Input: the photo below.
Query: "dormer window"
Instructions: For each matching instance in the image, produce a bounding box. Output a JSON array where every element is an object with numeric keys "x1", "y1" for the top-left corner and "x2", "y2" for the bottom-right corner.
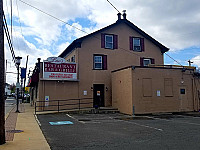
[
  {"x1": 105, "y1": 35, "x2": 113, "y2": 49},
  {"x1": 101, "y1": 33, "x2": 118, "y2": 49}
]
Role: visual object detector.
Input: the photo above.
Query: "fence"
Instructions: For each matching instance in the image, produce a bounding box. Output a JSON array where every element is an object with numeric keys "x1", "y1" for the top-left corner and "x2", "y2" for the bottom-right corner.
[{"x1": 35, "y1": 98, "x2": 93, "y2": 114}]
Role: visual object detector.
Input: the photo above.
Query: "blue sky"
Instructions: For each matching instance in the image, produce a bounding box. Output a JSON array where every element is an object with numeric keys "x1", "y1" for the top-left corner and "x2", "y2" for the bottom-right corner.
[{"x1": 4, "y1": 0, "x2": 200, "y2": 84}]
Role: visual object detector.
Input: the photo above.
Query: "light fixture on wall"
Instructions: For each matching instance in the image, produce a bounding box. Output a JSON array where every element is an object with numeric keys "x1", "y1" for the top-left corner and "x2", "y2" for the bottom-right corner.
[
  {"x1": 91, "y1": 87, "x2": 93, "y2": 91},
  {"x1": 181, "y1": 77, "x2": 184, "y2": 84},
  {"x1": 106, "y1": 87, "x2": 108, "y2": 91}
]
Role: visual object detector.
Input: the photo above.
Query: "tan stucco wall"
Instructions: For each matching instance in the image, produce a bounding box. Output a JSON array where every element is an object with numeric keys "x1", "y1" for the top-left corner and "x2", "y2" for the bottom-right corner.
[
  {"x1": 112, "y1": 67, "x2": 133, "y2": 115},
  {"x1": 112, "y1": 67, "x2": 200, "y2": 115},
  {"x1": 73, "y1": 22, "x2": 164, "y2": 106}
]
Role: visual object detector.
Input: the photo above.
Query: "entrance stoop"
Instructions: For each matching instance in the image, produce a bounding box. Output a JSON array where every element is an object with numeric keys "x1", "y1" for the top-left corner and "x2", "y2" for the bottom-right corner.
[{"x1": 67, "y1": 107, "x2": 119, "y2": 114}]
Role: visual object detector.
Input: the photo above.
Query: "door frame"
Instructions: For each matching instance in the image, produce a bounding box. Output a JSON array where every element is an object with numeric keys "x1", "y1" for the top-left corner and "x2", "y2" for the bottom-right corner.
[{"x1": 93, "y1": 84, "x2": 105, "y2": 107}]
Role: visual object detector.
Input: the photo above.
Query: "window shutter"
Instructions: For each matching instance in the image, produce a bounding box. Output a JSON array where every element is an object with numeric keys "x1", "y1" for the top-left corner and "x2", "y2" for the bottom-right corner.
[
  {"x1": 151, "y1": 58, "x2": 155, "y2": 64},
  {"x1": 101, "y1": 33, "x2": 105, "y2": 48},
  {"x1": 140, "y1": 38, "x2": 145, "y2": 51},
  {"x1": 140, "y1": 57, "x2": 144, "y2": 66},
  {"x1": 113, "y1": 35, "x2": 118, "y2": 49},
  {"x1": 130, "y1": 36, "x2": 133, "y2": 50},
  {"x1": 103, "y1": 55, "x2": 107, "y2": 70}
]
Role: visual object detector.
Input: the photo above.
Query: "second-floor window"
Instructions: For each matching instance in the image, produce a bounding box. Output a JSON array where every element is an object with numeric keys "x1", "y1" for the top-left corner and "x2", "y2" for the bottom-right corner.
[
  {"x1": 101, "y1": 33, "x2": 118, "y2": 49},
  {"x1": 140, "y1": 57, "x2": 155, "y2": 66},
  {"x1": 130, "y1": 37, "x2": 144, "y2": 52},
  {"x1": 94, "y1": 55, "x2": 107, "y2": 70},
  {"x1": 71, "y1": 55, "x2": 75, "y2": 62},
  {"x1": 105, "y1": 35, "x2": 113, "y2": 49}
]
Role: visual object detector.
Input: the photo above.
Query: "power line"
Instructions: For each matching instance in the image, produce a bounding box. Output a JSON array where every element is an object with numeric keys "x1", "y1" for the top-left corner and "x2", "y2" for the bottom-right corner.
[
  {"x1": 18, "y1": 0, "x2": 141, "y2": 58},
  {"x1": 3, "y1": 12, "x2": 17, "y2": 67},
  {"x1": 164, "y1": 53, "x2": 182, "y2": 66},
  {"x1": 106, "y1": 0, "x2": 120, "y2": 13},
  {"x1": 19, "y1": 0, "x2": 183, "y2": 65},
  {"x1": 16, "y1": 0, "x2": 27, "y2": 55}
]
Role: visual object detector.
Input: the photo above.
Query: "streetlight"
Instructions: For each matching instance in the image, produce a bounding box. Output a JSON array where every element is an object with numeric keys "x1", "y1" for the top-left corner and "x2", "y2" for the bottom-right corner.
[{"x1": 15, "y1": 56, "x2": 22, "y2": 113}]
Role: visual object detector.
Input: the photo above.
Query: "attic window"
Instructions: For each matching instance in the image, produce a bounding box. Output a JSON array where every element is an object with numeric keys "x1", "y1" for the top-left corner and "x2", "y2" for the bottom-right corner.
[
  {"x1": 130, "y1": 37, "x2": 144, "y2": 52},
  {"x1": 133, "y1": 38, "x2": 141, "y2": 51},
  {"x1": 101, "y1": 33, "x2": 118, "y2": 49},
  {"x1": 105, "y1": 35, "x2": 113, "y2": 49}
]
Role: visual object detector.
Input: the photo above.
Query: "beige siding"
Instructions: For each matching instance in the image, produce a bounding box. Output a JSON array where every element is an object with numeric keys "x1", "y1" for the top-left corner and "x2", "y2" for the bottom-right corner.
[{"x1": 112, "y1": 67, "x2": 133, "y2": 115}]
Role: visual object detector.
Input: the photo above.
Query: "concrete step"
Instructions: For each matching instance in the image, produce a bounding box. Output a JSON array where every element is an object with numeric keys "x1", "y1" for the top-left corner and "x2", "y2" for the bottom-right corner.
[{"x1": 67, "y1": 107, "x2": 119, "y2": 114}]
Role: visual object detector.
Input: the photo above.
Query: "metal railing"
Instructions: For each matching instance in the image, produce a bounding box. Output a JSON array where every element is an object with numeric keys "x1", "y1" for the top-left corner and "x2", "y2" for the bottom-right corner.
[{"x1": 35, "y1": 98, "x2": 93, "y2": 114}]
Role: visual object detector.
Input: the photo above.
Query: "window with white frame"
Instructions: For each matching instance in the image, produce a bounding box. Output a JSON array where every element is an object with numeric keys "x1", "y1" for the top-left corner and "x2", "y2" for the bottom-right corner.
[
  {"x1": 133, "y1": 38, "x2": 141, "y2": 51},
  {"x1": 105, "y1": 35, "x2": 113, "y2": 49},
  {"x1": 143, "y1": 59, "x2": 151, "y2": 66},
  {"x1": 94, "y1": 56, "x2": 102, "y2": 69}
]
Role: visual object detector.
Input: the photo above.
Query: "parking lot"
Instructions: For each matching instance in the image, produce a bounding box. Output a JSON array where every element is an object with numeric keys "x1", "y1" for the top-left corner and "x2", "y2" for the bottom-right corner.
[{"x1": 37, "y1": 112, "x2": 200, "y2": 150}]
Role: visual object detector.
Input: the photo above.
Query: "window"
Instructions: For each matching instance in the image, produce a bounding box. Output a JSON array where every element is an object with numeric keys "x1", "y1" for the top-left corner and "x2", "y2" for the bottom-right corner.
[
  {"x1": 180, "y1": 89, "x2": 185, "y2": 94},
  {"x1": 93, "y1": 55, "x2": 107, "y2": 70},
  {"x1": 71, "y1": 55, "x2": 75, "y2": 62},
  {"x1": 143, "y1": 59, "x2": 151, "y2": 66},
  {"x1": 94, "y1": 56, "x2": 102, "y2": 69},
  {"x1": 133, "y1": 38, "x2": 141, "y2": 51},
  {"x1": 130, "y1": 37, "x2": 144, "y2": 51},
  {"x1": 105, "y1": 35, "x2": 113, "y2": 49},
  {"x1": 101, "y1": 33, "x2": 118, "y2": 49},
  {"x1": 140, "y1": 57, "x2": 155, "y2": 66}
]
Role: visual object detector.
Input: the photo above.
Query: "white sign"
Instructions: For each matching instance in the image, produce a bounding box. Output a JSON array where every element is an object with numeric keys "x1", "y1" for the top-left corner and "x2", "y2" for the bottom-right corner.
[
  {"x1": 45, "y1": 96, "x2": 49, "y2": 107},
  {"x1": 43, "y1": 61, "x2": 77, "y2": 80},
  {"x1": 83, "y1": 91, "x2": 87, "y2": 96},
  {"x1": 157, "y1": 90, "x2": 161, "y2": 97},
  {"x1": 16, "y1": 83, "x2": 20, "y2": 89},
  {"x1": 47, "y1": 57, "x2": 66, "y2": 63}
]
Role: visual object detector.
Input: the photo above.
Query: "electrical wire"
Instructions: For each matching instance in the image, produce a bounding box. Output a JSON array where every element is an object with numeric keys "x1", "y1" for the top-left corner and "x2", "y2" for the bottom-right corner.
[
  {"x1": 164, "y1": 53, "x2": 182, "y2": 66},
  {"x1": 3, "y1": 12, "x2": 17, "y2": 67},
  {"x1": 19, "y1": 0, "x2": 184, "y2": 66},
  {"x1": 106, "y1": 0, "x2": 120, "y2": 13}
]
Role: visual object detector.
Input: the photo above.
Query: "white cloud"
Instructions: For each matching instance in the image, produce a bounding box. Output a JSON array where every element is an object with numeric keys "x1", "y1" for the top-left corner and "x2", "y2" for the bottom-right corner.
[{"x1": 3, "y1": 0, "x2": 200, "y2": 84}]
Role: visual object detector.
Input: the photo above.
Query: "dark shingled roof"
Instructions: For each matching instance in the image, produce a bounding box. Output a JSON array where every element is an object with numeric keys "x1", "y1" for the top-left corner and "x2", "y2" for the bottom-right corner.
[{"x1": 59, "y1": 18, "x2": 169, "y2": 58}]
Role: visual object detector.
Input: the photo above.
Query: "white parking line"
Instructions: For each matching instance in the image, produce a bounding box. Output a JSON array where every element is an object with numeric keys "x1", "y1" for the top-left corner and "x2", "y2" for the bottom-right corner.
[
  {"x1": 122, "y1": 120, "x2": 163, "y2": 131},
  {"x1": 66, "y1": 114, "x2": 85, "y2": 124},
  {"x1": 145, "y1": 116, "x2": 200, "y2": 126}
]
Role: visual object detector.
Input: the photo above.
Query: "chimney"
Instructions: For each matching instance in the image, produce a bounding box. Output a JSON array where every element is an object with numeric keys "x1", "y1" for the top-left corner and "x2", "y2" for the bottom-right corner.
[
  {"x1": 117, "y1": 13, "x2": 122, "y2": 20},
  {"x1": 122, "y1": 10, "x2": 126, "y2": 19}
]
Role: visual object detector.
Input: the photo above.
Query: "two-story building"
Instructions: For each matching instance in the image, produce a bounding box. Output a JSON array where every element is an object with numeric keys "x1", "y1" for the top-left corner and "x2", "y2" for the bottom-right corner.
[
  {"x1": 58, "y1": 12, "x2": 169, "y2": 107},
  {"x1": 30, "y1": 12, "x2": 200, "y2": 115}
]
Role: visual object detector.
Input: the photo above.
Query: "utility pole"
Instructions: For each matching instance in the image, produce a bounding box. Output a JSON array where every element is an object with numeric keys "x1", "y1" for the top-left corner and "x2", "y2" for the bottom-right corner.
[
  {"x1": 188, "y1": 60, "x2": 193, "y2": 66},
  {"x1": 0, "y1": 0, "x2": 5, "y2": 145}
]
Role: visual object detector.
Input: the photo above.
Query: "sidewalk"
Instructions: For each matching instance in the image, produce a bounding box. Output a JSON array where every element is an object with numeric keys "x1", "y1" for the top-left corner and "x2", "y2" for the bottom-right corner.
[{"x1": 0, "y1": 103, "x2": 51, "y2": 150}]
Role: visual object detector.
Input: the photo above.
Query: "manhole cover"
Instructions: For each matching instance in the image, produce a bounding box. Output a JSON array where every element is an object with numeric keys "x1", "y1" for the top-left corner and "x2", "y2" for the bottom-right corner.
[{"x1": 6, "y1": 130, "x2": 24, "y2": 133}]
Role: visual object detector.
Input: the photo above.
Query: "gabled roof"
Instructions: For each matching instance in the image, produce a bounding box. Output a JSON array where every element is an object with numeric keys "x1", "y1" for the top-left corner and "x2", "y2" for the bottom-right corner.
[{"x1": 59, "y1": 18, "x2": 169, "y2": 58}]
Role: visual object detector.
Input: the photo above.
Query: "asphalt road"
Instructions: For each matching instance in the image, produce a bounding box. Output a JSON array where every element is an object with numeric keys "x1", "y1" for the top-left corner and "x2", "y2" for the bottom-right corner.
[
  {"x1": 5, "y1": 97, "x2": 16, "y2": 115},
  {"x1": 37, "y1": 113, "x2": 200, "y2": 150}
]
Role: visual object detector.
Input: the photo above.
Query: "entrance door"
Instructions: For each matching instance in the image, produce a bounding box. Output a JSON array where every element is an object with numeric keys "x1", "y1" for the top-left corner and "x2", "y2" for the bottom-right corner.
[
  {"x1": 93, "y1": 84, "x2": 104, "y2": 107},
  {"x1": 179, "y1": 86, "x2": 188, "y2": 111}
]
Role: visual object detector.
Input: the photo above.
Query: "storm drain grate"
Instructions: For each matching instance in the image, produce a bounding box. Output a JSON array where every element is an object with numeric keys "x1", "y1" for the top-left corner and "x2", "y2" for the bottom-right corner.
[{"x1": 6, "y1": 130, "x2": 24, "y2": 133}]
